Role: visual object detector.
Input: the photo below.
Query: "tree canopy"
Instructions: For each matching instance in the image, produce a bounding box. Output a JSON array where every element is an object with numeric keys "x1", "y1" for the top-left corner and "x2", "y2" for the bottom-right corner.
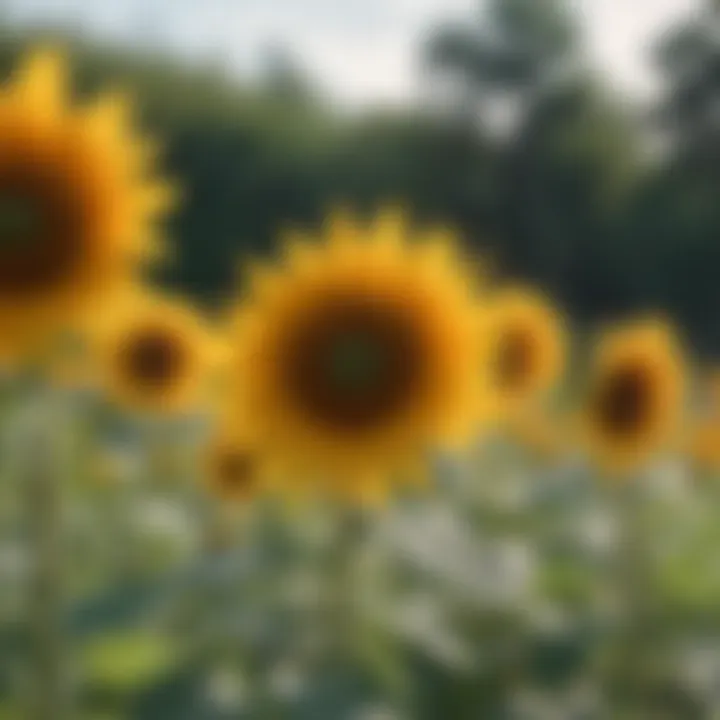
[{"x1": 0, "y1": 0, "x2": 718, "y2": 352}]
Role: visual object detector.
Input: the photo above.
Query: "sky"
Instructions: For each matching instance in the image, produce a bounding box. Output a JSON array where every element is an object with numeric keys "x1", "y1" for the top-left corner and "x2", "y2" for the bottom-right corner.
[{"x1": 2, "y1": 0, "x2": 701, "y2": 107}]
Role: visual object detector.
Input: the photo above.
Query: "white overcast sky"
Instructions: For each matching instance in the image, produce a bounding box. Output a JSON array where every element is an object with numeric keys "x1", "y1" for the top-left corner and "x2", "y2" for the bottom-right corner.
[{"x1": 2, "y1": 0, "x2": 701, "y2": 106}]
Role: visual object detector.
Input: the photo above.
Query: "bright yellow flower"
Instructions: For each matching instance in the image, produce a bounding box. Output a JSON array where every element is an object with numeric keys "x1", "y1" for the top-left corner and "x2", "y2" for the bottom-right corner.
[
  {"x1": 581, "y1": 318, "x2": 686, "y2": 476},
  {"x1": 203, "y1": 432, "x2": 260, "y2": 503},
  {"x1": 0, "y1": 49, "x2": 177, "y2": 359},
  {"x1": 686, "y1": 420, "x2": 720, "y2": 471},
  {"x1": 93, "y1": 292, "x2": 217, "y2": 415},
  {"x1": 683, "y1": 370, "x2": 720, "y2": 471},
  {"x1": 486, "y1": 286, "x2": 566, "y2": 420},
  {"x1": 226, "y1": 208, "x2": 489, "y2": 497}
]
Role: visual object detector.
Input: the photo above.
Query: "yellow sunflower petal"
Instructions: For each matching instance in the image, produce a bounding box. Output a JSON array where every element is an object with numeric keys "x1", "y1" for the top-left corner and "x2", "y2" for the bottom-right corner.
[
  {"x1": 11, "y1": 47, "x2": 68, "y2": 117},
  {"x1": 324, "y1": 207, "x2": 362, "y2": 256},
  {"x1": 370, "y1": 205, "x2": 408, "y2": 254}
]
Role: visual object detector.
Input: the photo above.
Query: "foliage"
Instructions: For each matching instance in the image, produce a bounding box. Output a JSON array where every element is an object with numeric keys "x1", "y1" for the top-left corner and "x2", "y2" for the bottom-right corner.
[{"x1": 0, "y1": 0, "x2": 717, "y2": 353}]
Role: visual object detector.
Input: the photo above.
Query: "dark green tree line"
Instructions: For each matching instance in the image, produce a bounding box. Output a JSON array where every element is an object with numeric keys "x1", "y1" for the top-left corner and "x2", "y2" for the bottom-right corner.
[{"x1": 0, "y1": 0, "x2": 718, "y2": 352}]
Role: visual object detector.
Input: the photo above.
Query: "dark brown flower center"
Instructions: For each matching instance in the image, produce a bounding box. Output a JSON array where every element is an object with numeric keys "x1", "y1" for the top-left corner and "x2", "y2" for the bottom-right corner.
[
  {"x1": 279, "y1": 293, "x2": 427, "y2": 433},
  {"x1": 122, "y1": 329, "x2": 185, "y2": 391},
  {"x1": 495, "y1": 328, "x2": 535, "y2": 391},
  {"x1": 0, "y1": 167, "x2": 85, "y2": 299},
  {"x1": 594, "y1": 364, "x2": 653, "y2": 437}
]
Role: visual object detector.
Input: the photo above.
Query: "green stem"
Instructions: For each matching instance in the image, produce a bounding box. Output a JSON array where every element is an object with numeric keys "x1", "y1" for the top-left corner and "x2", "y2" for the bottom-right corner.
[
  {"x1": 329, "y1": 504, "x2": 367, "y2": 646},
  {"x1": 611, "y1": 479, "x2": 655, "y2": 713},
  {"x1": 24, "y1": 399, "x2": 69, "y2": 720}
]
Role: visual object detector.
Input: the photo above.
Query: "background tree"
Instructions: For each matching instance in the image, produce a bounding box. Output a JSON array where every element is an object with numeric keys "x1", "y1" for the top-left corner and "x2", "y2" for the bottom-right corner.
[
  {"x1": 0, "y1": 0, "x2": 717, "y2": 350},
  {"x1": 424, "y1": 0, "x2": 580, "y2": 133},
  {"x1": 622, "y1": 0, "x2": 720, "y2": 355}
]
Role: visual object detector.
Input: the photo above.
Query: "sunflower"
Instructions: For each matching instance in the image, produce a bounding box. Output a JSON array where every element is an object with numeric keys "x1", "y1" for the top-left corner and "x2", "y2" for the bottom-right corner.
[
  {"x1": 686, "y1": 420, "x2": 720, "y2": 471},
  {"x1": 581, "y1": 319, "x2": 686, "y2": 476},
  {"x1": 683, "y1": 371, "x2": 720, "y2": 471},
  {"x1": 0, "y1": 48, "x2": 176, "y2": 359},
  {"x1": 226, "y1": 208, "x2": 488, "y2": 495},
  {"x1": 94, "y1": 292, "x2": 218, "y2": 415},
  {"x1": 485, "y1": 286, "x2": 566, "y2": 421},
  {"x1": 203, "y1": 432, "x2": 261, "y2": 503}
]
